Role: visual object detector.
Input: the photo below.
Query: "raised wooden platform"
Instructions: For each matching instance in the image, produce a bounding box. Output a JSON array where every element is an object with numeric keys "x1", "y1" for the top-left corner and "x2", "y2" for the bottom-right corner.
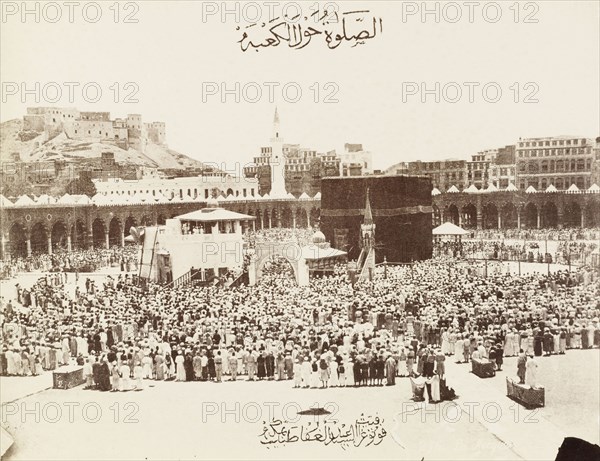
[
  {"x1": 52, "y1": 365, "x2": 85, "y2": 390},
  {"x1": 471, "y1": 359, "x2": 496, "y2": 378},
  {"x1": 506, "y1": 377, "x2": 545, "y2": 408}
]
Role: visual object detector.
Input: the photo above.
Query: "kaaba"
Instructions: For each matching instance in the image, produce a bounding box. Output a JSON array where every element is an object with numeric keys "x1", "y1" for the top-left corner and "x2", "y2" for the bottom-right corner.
[{"x1": 320, "y1": 175, "x2": 432, "y2": 263}]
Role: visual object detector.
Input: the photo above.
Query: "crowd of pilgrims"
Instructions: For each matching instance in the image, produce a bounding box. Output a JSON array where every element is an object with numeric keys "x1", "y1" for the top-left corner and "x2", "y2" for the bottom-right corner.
[
  {"x1": 434, "y1": 237, "x2": 597, "y2": 266},
  {"x1": 1, "y1": 249, "x2": 599, "y2": 393},
  {"x1": 468, "y1": 227, "x2": 600, "y2": 242},
  {"x1": 0, "y1": 247, "x2": 139, "y2": 280},
  {"x1": 245, "y1": 228, "x2": 317, "y2": 248}
]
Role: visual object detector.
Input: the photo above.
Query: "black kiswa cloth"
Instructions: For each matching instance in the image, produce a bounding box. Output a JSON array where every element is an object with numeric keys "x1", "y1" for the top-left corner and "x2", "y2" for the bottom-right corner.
[{"x1": 555, "y1": 437, "x2": 600, "y2": 461}]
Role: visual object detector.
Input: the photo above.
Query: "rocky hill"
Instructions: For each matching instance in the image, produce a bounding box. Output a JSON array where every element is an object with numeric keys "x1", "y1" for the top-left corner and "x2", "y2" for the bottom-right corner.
[{"x1": 0, "y1": 118, "x2": 204, "y2": 170}]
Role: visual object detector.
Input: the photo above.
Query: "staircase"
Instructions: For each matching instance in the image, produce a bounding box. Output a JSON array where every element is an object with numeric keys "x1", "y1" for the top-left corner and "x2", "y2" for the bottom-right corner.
[
  {"x1": 166, "y1": 269, "x2": 193, "y2": 289},
  {"x1": 228, "y1": 272, "x2": 248, "y2": 288},
  {"x1": 358, "y1": 248, "x2": 376, "y2": 281},
  {"x1": 357, "y1": 248, "x2": 366, "y2": 272},
  {"x1": 170, "y1": 269, "x2": 232, "y2": 289}
]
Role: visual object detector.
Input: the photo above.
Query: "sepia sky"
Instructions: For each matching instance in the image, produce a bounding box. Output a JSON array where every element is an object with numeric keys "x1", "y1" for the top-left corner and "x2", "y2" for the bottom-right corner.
[{"x1": 1, "y1": 1, "x2": 599, "y2": 170}]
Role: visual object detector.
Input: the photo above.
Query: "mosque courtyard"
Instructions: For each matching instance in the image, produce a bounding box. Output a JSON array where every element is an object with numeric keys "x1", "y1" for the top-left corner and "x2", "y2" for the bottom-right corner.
[
  {"x1": 1, "y1": 265, "x2": 598, "y2": 461},
  {"x1": 1, "y1": 346, "x2": 598, "y2": 461}
]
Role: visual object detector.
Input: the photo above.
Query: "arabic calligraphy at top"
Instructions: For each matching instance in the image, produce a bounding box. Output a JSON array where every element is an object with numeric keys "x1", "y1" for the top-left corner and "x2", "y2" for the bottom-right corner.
[
  {"x1": 259, "y1": 414, "x2": 387, "y2": 447},
  {"x1": 237, "y1": 9, "x2": 383, "y2": 51}
]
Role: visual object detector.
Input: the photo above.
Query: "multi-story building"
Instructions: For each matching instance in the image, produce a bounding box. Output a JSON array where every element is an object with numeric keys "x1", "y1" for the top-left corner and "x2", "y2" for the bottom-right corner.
[
  {"x1": 243, "y1": 109, "x2": 351, "y2": 196},
  {"x1": 489, "y1": 145, "x2": 516, "y2": 189},
  {"x1": 515, "y1": 136, "x2": 595, "y2": 190},
  {"x1": 384, "y1": 160, "x2": 467, "y2": 191},
  {"x1": 385, "y1": 136, "x2": 596, "y2": 193},
  {"x1": 592, "y1": 137, "x2": 600, "y2": 186},
  {"x1": 468, "y1": 150, "x2": 495, "y2": 189},
  {"x1": 338, "y1": 143, "x2": 373, "y2": 176}
]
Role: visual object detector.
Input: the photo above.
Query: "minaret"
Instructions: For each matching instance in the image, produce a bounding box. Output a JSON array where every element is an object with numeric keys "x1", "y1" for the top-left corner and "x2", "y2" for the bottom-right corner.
[
  {"x1": 361, "y1": 187, "x2": 375, "y2": 249},
  {"x1": 269, "y1": 107, "x2": 287, "y2": 198},
  {"x1": 360, "y1": 187, "x2": 376, "y2": 280}
]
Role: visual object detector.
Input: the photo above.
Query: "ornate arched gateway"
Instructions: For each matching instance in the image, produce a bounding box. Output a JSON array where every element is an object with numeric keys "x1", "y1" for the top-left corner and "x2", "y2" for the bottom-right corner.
[{"x1": 249, "y1": 240, "x2": 308, "y2": 286}]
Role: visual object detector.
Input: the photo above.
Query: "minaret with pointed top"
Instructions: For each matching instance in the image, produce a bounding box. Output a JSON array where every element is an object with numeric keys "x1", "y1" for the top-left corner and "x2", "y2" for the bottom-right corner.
[
  {"x1": 363, "y1": 187, "x2": 374, "y2": 226},
  {"x1": 361, "y1": 187, "x2": 375, "y2": 245},
  {"x1": 269, "y1": 106, "x2": 287, "y2": 198},
  {"x1": 359, "y1": 187, "x2": 376, "y2": 280}
]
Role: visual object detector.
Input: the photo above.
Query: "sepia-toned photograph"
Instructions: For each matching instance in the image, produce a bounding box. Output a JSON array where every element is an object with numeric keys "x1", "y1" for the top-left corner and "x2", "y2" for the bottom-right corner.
[{"x1": 0, "y1": 1, "x2": 599, "y2": 460}]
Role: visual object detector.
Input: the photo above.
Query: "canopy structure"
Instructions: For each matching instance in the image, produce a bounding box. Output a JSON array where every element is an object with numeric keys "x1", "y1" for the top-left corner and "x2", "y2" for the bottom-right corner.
[
  {"x1": 431, "y1": 187, "x2": 441, "y2": 196},
  {"x1": 299, "y1": 242, "x2": 348, "y2": 274},
  {"x1": 505, "y1": 183, "x2": 518, "y2": 191},
  {"x1": 446, "y1": 185, "x2": 460, "y2": 193},
  {"x1": 13, "y1": 195, "x2": 35, "y2": 206},
  {"x1": 588, "y1": 183, "x2": 600, "y2": 193},
  {"x1": 484, "y1": 183, "x2": 498, "y2": 193},
  {"x1": 300, "y1": 244, "x2": 347, "y2": 261},
  {"x1": 525, "y1": 185, "x2": 537, "y2": 194},
  {"x1": 73, "y1": 195, "x2": 91, "y2": 204},
  {"x1": 92, "y1": 193, "x2": 111, "y2": 205},
  {"x1": 464, "y1": 184, "x2": 479, "y2": 193},
  {"x1": 154, "y1": 192, "x2": 169, "y2": 203},
  {"x1": 566, "y1": 184, "x2": 580, "y2": 193},
  {"x1": 0, "y1": 195, "x2": 13, "y2": 207},
  {"x1": 36, "y1": 194, "x2": 56, "y2": 204},
  {"x1": 313, "y1": 192, "x2": 322, "y2": 199},
  {"x1": 57, "y1": 193, "x2": 76, "y2": 205},
  {"x1": 299, "y1": 192, "x2": 311, "y2": 199},
  {"x1": 433, "y1": 222, "x2": 470, "y2": 236},
  {"x1": 545, "y1": 184, "x2": 558, "y2": 193},
  {"x1": 176, "y1": 207, "x2": 255, "y2": 222}
]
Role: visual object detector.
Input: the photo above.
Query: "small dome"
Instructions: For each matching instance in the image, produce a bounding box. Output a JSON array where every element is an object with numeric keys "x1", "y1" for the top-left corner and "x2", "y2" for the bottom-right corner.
[
  {"x1": 206, "y1": 197, "x2": 219, "y2": 208},
  {"x1": 312, "y1": 231, "x2": 326, "y2": 244}
]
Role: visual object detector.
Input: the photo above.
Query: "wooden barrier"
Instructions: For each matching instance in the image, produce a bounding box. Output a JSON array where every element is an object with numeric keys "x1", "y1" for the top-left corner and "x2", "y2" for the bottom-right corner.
[
  {"x1": 506, "y1": 377, "x2": 545, "y2": 408},
  {"x1": 53, "y1": 365, "x2": 85, "y2": 390},
  {"x1": 471, "y1": 359, "x2": 496, "y2": 378}
]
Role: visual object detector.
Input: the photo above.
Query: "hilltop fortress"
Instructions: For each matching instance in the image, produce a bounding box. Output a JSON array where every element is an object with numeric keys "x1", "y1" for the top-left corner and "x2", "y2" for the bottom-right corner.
[{"x1": 21, "y1": 107, "x2": 166, "y2": 152}]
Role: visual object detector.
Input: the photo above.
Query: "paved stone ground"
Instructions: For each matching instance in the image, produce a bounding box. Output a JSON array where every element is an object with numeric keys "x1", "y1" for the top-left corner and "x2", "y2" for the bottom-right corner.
[
  {"x1": 1, "y1": 349, "x2": 598, "y2": 460},
  {"x1": 1, "y1": 268, "x2": 598, "y2": 460}
]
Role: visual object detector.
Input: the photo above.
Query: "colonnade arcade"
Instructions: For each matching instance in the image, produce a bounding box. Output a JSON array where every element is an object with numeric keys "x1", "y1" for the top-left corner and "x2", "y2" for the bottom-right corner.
[
  {"x1": 432, "y1": 192, "x2": 600, "y2": 230},
  {"x1": 1, "y1": 200, "x2": 321, "y2": 259}
]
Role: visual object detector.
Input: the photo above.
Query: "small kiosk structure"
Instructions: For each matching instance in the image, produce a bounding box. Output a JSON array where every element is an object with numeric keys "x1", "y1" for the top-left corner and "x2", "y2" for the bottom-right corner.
[
  {"x1": 139, "y1": 199, "x2": 254, "y2": 284},
  {"x1": 432, "y1": 222, "x2": 470, "y2": 241}
]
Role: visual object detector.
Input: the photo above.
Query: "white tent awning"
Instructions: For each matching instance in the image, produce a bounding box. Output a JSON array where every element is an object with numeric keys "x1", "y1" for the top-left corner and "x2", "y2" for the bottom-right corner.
[{"x1": 432, "y1": 222, "x2": 470, "y2": 236}]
